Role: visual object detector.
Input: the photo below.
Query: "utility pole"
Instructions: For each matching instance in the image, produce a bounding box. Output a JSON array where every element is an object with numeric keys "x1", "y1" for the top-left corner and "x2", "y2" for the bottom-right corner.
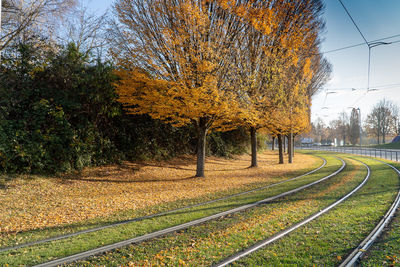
[
  {"x1": 367, "y1": 42, "x2": 391, "y2": 92},
  {"x1": 357, "y1": 108, "x2": 361, "y2": 148}
]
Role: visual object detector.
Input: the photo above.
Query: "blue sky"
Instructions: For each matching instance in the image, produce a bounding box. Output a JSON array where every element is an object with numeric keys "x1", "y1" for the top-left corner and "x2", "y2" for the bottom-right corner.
[
  {"x1": 85, "y1": 0, "x2": 111, "y2": 15},
  {"x1": 85, "y1": 0, "x2": 400, "y2": 125},
  {"x1": 313, "y1": 0, "x2": 400, "y2": 125}
]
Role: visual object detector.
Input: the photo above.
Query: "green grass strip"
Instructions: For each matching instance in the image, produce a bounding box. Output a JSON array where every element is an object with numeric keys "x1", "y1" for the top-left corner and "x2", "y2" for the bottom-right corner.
[
  {"x1": 233, "y1": 156, "x2": 400, "y2": 266},
  {"x1": 0, "y1": 155, "x2": 338, "y2": 266},
  {"x1": 0, "y1": 155, "x2": 324, "y2": 249},
  {"x1": 66, "y1": 157, "x2": 363, "y2": 266},
  {"x1": 360, "y1": 161, "x2": 400, "y2": 266}
]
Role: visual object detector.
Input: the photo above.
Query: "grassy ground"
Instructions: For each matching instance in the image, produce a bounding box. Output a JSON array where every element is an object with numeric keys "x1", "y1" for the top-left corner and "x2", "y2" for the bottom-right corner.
[
  {"x1": 0, "y1": 154, "x2": 335, "y2": 266},
  {"x1": 0, "y1": 150, "x2": 318, "y2": 235},
  {"x1": 0, "y1": 150, "x2": 320, "y2": 248},
  {"x1": 360, "y1": 160, "x2": 400, "y2": 266},
  {"x1": 361, "y1": 210, "x2": 400, "y2": 266},
  {"x1": 233, "y1": 156, "x2": 399, "y2": 266},
  {"x1": 369, "y1": 142, "x2": 400, "y2": 149},
  {"x1": 65, "y1": 156, "x2": 362, "y2": 266}
]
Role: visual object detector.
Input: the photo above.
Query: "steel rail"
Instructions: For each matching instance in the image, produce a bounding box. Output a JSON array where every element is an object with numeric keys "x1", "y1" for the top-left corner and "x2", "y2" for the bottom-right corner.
[
  {"x1": 0, "y1": 156, "x2": 327, "y2": 253},
  {"x1": 213, "y1": 158, "x2": 370, "y2": 267},
  {"x1": 339, "y1": 159, "x2": 400, "y2": 267},
  {"x1": 32, "y1": 158, "x2": 344, "y2": 267}
]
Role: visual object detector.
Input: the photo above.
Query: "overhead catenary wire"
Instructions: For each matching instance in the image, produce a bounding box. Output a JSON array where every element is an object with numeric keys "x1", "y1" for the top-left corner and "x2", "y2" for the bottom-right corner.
[
  {"x1": 313, "y1": 3, "x2": 400, "y2": 122},
  {"x1": 323, "y1": 82, "x2": 400, "y2": 92},
  {"x1": 321, "y1": 37, "x2": 400, "y2": 55},
  {"x1": 337, "y1": 0, "x2": 369, "y2": 46},
  {"x1": 322, "y1": 0, "x2": 398, "y2": 111}
]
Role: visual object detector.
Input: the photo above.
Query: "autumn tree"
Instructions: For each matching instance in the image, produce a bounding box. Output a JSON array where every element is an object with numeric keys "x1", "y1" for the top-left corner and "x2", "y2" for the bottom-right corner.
[
  {"x1": 229, "y1": 0, "x2": 328, "y2": 165},
  {"x1": 366, "y1": 99, "x2": 398, "y2": 144},
  {"x1": 0, "y1": 0, "x2": 75, "y2": 53},
  {"x1": 334, "y1": 111, "x2": 349, "y2": 146},
  {"x1": 230, "y1": 3, "x2": 279, "y2": 167},
  {"x1": 112, "y1": 0, "x2": 245, "y2": 177},
  {"x1": 58, "y1": 3, "x2": 108, "y2": 58},
  {"x1": 264, "y1": 0, "x2": 327, "y2": 164}
]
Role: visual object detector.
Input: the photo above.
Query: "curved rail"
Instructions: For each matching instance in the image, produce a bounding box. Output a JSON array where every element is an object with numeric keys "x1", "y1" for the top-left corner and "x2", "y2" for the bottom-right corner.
[
  {"x1": 0, "y1": 156, "x2": 327, "y2": 253},
  {"x1": 213, "y1": 158, "x2": 370, "y2": 267},
  {"x1": 339, "y1": 159, "x2": 400, "y2": 267},
  {"x1": 33, "y1": 158, "x2": 343, "y2": 267}
]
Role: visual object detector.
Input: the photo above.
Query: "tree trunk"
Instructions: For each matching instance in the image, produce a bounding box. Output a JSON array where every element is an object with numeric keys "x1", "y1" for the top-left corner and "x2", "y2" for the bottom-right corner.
[
  {"x1": 196, "y1": 118, "x2": 208, "y2": 177},
  {"x1": 272, "y1": 136, "x2": 275, "y2": 151},
  {"x1": 250, "y1": 127, "x2": 257, "y2": 167},
  {"x1": 288, "y1": 132, "x2": 293, "y2": 163},
  {"x1": 377, "y1": 130, "x2": 380, "y2": 145},
  {"x1": 283, "y1": 135, "x2": 286, "y2": 153},
  {"x1": 378, "y1": 121, "x2": 381, "y2": 144},
  {"x1": 292, "y1": 134, "x2": 295, "y2": 158},
  {"x1": 278, "y1": 134, "x2": 284, "y2": 164}
]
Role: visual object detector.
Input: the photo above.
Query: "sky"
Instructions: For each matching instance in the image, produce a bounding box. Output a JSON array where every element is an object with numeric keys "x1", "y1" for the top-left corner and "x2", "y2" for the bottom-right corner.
[
  {"x1": 313, "y1": 0, "x2": 400, "y2": 126},
  {"x1": 85, "y1": 0, "x2": 400, "y2": 126}
]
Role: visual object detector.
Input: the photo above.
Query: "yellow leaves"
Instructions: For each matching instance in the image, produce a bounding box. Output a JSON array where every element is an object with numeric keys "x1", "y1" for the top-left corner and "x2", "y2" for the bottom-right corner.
[
  {"x1": 114, "y1": 0, "x2": 322, "y2": 139},
  {"x1": 0, "y1": 151, "x2": 317, "y2": 235},
  {"x1": 114, "y1": 0, "x2": 243, "y2": 129}
]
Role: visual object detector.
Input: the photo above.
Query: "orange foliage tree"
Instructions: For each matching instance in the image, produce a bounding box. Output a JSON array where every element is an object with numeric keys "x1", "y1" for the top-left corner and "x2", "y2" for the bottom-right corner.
[
  {"x1": 112, "y1": 0, "x2": 330, "y2": 174},
  {"x1": 263, "y1": 0, "x2": 329, "y2": 164},
  {"x1": 113, "y1": 0, "x2": 245, "y2": 177},
  {"x1": 232, "y1": 0, "x2": 328, "y2": 166}
]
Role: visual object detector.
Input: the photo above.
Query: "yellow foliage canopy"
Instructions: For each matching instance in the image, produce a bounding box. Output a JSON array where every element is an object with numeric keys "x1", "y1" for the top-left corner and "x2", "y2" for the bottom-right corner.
[{"x1": 114, "y1": 0, "x2": 243, "y2": 131}]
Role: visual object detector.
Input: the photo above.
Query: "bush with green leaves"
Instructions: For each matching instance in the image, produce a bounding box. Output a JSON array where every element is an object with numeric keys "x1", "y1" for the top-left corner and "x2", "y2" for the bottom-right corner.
[{"x1": 0, "y1": 43, "x2": 250, "y2": 174}]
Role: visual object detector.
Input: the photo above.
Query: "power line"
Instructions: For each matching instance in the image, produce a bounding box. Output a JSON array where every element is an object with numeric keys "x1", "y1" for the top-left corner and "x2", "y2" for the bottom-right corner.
[
  {"x1": 323, "y1": 83, "x2": 400, "y2": 91},
  {"x1": 322, "y1": 43, "x2": 365, "y2": 54},
  {"x1": 337, "y1": 0, "x2": 369, "y2": 46},
  {"x1": 320, "y1": 35, "x2": 400, "y2": 55},
  {"x1": 336, "y1": 0, "x2": 399, "y2": 91}
]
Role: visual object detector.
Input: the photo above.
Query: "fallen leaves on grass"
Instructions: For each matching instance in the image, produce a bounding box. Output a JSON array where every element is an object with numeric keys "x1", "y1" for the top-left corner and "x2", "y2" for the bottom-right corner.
[
  {"x1": 130, "y1": 159, "x2": 361, "y2": 266},
  {"x1": 0, "y1": 151, "x2": 317, "y2": 235}
]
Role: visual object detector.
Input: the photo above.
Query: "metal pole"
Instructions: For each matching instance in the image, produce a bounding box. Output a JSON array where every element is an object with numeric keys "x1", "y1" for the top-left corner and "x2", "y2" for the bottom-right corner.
[
  {"x1": 358, "y1": 108, "x2": 362, "y2": 148},
  {"x1": 367, "y1": 47, "x2": 371, "y2": 91}
]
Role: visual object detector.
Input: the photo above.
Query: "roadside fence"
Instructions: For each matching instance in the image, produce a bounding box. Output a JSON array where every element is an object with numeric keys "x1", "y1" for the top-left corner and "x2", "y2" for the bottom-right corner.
[{"x1": 297, "y1": 146, "x2": 400, "y2": 162}]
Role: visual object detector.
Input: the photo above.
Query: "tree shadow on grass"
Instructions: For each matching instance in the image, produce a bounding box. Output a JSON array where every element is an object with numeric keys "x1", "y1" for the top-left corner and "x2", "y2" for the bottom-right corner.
[
  {"x1": 64, "y1": 175, "x2": 200, "y2": 184},
  {"x1": 59, "y1": 156, "x2": 253, "y2": 184}
]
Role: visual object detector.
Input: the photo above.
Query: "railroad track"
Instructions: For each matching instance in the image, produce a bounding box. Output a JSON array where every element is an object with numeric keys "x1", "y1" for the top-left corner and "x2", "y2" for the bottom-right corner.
[
  {"x1": 0, "y1": 156, "x2": 327, "y2": 253},
  {"x1": 32, "y1": 157, "x2": 344, "y2": 267},
  {"x1": 213, "y1": 158, "x2": 371, "y2": 267},
  {"x1": 339, "y1": 158, "x2": 400, "y2": 267},
  {"x1": 213, "y1": 157, "x2": 400, "y2": 267}
]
